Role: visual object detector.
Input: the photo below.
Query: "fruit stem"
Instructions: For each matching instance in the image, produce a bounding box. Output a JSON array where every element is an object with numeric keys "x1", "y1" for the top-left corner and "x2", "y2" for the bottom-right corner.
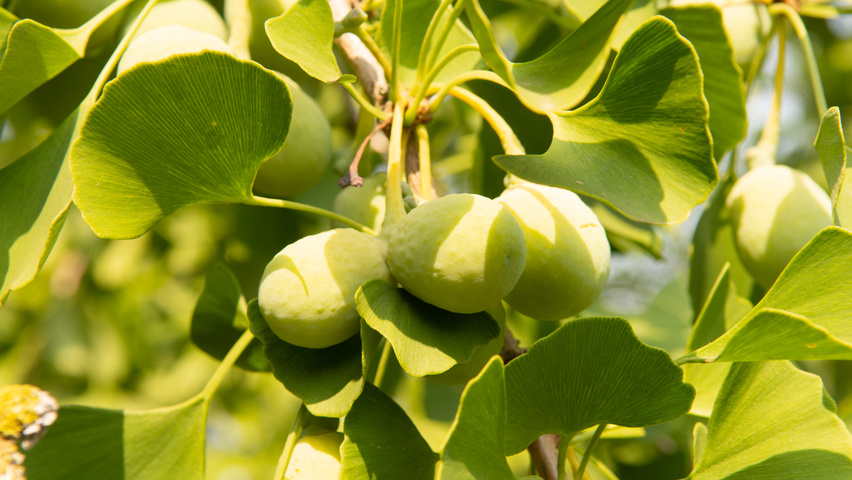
[
  {"x1": 557, "y1": 435, "x2": 569, "y2": 480},
  {"x1": 747, "y1": 15, "x2": 786, "y2": 171},
  {"x1": 390, "y1": 0, "x2": 404, "y2": 101},
  {"x1": 381, "y1": 102, "x2": 409, "y2": 233},
  {"x1": 372, "y1": 340, "x2": 394, "y2": 389},
  {"x1": 416, "y1": 125, "x2": 435, "y2": 201},
  {"x1": 352, "y1": 25, "x2": 393, "y2": 79},
  {"x1": 575, "y1": 424, "x2": 606, "y2": 480},
  {"x1": 416, "y1": 0, "x2": 455, "y2": 85},
  {"x1": 224, "y1": 0, "x2": 252, "y2": 60},
  {"x1": 199, "y1": 328, "x2": 255, "y2": 401},
  {"x1": 448, "y1": 86, "x2": 525, "y2": 155},
  {"x1": 404, "y1": 44, "x2": 480, "y2": 126},
  {"x1": 273, "y1": 403, "x2": 309, "y2": 480},
  {"x1": 342, "y1": 82, "x2": 391, "y2": 121},
  {"x1": 428, "y1": 69, "x2": 507, "y2": 112},
  {"x1": 423, "y1": 0, "x2": 467, "y2": 78},
  {"x1": 247, "y1": 196, "x2": 377, "y2": 235},
  {"x1": 768, "y1": 3, "x2": 828, "y2": 116}
]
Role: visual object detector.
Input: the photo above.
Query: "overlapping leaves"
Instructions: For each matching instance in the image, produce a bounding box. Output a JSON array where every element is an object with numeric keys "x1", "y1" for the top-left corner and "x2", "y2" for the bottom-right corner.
[
  {"x1": 814, "y1": 107, "x2": 851, "y2": 227},
  {"x1": 265, "y1": 0, "x2": 345, "y2": 83}
]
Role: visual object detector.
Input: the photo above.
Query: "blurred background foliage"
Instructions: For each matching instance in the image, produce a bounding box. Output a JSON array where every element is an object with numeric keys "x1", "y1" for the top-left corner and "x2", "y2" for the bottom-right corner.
[{"x1": 2, "y1": 0, "x2": 852, "y2": 478}]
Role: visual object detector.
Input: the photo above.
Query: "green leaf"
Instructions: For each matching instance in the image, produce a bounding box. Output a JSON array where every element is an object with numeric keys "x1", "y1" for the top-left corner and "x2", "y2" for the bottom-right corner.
[
  {"x1": 814, "y1": 106, "x2": 851, "y2": 227},
  {"x1": 685, "y1": 227, "x2": 852, "y2": 363},
  {"x1": 563, "y1": 0, "x2": 658, "y2": 51},
  {"x1": 683, "y1": 264, "x2": 751, "y2": 417},
  {"x1": 503, "y1": 317, "x2": 695, "y2": 455},
  {"x1": 265, "y1": 0, "x2": 343, "y2": 83},
  {"x1": 355, "y1": 279, "x2": 500, "y2": 377},
  {"x1": 687, "y1": 361, "x2": 852, "y2": 479},
  {"x1": 247, "y1": 299, "x2": 370, "y2": 417},
  {"x1": 378, "y1": 0, "x2": 479, "y2": 88},
  {"x1": 465, "y1": 0, "x2": 633, "y2": 113},
  {"x1": 688, "y1": 174, "x2": 756, "y2": 319},
  {"x1": 0, "y1": 110, "x2": 76, "y2": 304},
  {"x1": 190, "y1": 262, "x2": 269, "y2": 372},
  {"x1": 70, "y1": 52, "x2": 291, "y2": 239},
  {"x1": 25, "y1": 400, "x2": 207, "y2": 480},
  {"x1": 661, "y1": 4, "x2": 747, "y2": 158},
  {"x1": 495, "y1": 17, "x2": 716, "y2": 225},
  {"x1": 340, "y1": 382, "x2": 437, "y2": 480},
  {"x1": 437, "y1": 357, "x2": 520, "y2": 480},
  {"x1": 590, "y1": 203, "x2": 662, "y2": 259}
]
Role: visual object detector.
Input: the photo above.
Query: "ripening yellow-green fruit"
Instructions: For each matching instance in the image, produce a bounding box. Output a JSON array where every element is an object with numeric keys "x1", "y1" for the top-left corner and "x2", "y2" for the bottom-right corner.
[
  {"x1": 117, "y1": 25, "x2": 233, "y2": 74},
  {"x1": 258, "y1": 228, "x2": 394, "y2": 349},
  {"x1": 127, "y1": 0, "x2": 229, "y2": 42},
  {"x1": 285, "y1": 431, "x2": 343, "y2": 480},
  {"x1": 332, "y1": 173, "x2": 387, "y2": 231},
  {"x1": 252, "y1": 75, "x2": 332, "y2": 198},
  {"x1": 496, "y1": 183, "x2": 610, "y2": 320},
  {"x1": 426, "y1": 302, "x2": 506, "y2": 386},
  {"x1": 726, "y1": 164, "x2": 832, "y2": 289},
  {"x1": 387, "y1": 194, "x2": 526, "y2": 314}
]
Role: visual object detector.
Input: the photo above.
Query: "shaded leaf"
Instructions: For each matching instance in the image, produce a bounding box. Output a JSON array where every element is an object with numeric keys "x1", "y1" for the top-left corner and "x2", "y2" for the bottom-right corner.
[
  {"x1": 465, "y1": 0, "x2": 633, "y2": 113},
  {"x1": 688, "y1": 361, "x2": 852, "y2": 479},
  {"x1": 590, "y1": 202, "x2": 662, "y2": 259},
  {"x1": 684, "y1": 227, "x2": 852, "y2": 363},
  {"x1": 26, "y1": 400, "x2": 206, "y2": 480},
  {"x1": 340, "y1": 383, "x2": 437, "y2": 480},
  {"x1": 437, "y1": 357, "x2": 520, "y2": 480},
  {"x1": 71, "y1": 52, "x2": 291, "y2": 239},
  {"x1": 355, "y1": 279, "x2": 500, "y2": 377},
  {"x1": 661, "y1": 4, "x2": 747, "y2": 158},
  {"x1": 495, "y1": 17, "x2": 716, "y2": 224},
  {"x1": 265, "y1": 0, "x2": 343, "y2": 83},
  {"x1": 814, "y1": 106, "x2": 851, "y2": 227},
  {"x1": 564, "y1": 0, "x2": 658, "y2": 50},
  {"x1": 247, "y1": 300, "x2": 366, "y2": 417},
  {"x1": 0, "y1": 110, "x2": 76, "y2": 304},
  {"x1": 503, "y1": 317, "x2": 695, "y2": 455},
  {"x1": 190, "y1": 262, "x2": 268, "y2": 372}
]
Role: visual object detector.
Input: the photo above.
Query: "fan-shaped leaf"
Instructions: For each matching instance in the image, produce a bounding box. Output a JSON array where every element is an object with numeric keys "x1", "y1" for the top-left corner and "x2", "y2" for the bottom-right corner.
[
  {"x1": 814, "y1": 107, "x2": 851, "y2": 227},
  {"x1": 70, "y1": 52, "x2": 291, "y2": 239},
  {"x1": 503, "y1": 317, "x2": 695, "y2": 455},
  {"x1": 495, "y1": 17, "x2": 716, "y2": 224},
  {"x1": 355, "y1": 279, "x2": 500, "y2": 377},
  {"x1": 688, "y1": 361, "x2": 852, "y2": 479},
  {"x1": 265, "y1": 0, "x2": 344, "y2": 83}
]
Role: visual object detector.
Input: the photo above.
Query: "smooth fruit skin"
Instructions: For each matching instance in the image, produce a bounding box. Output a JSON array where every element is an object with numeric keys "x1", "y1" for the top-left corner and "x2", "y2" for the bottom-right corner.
[
  {"x1": 127, "y1": 0, "x2": 229, "y2": 42},
  {"x1": 285, "y1": 431, "x2": 343, "y2": 480},
  {"x1": 427, "y1": 302, "x2": 506, "y2": 386},
  {"x1": 726, "y1": 165, "x2": 832, "y2": 289},
  {"x1": 117, "y1": 25, "x2": 233, "y2": 74},
  {"x1": 252, "y1": 75, "x2": 332, "y2": 198},
  {"x1": 332, "y1": 173, "x2": 387, "y2": 231},
  {"x1": 387, "y1": 194, "x2": 526, "y2": 314},
  {"x1": 496, "y1": 183, "x2": 610, "y2": 320},
  {"x1": 258, "y1": 229, "x2": 394, "y2": 349}
]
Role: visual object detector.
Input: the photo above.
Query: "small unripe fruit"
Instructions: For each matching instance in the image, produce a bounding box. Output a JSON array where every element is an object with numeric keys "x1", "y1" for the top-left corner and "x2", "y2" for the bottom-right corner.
[
  {"x1": 387, "y1": 194, "x2": 526, "y2": 314},
  {"x1": 332, "y1": 173, "x2": 387, "y2": 231},
  {"x1": 258, "y1": 229, "x2": 394, "y2": 349},
  {"x1": 496, "y1": 183, "x2": 610, "y2": 320},
  {"x1": 726, "y1": 165, "x2": 832, "y2": 289},
  {"x1": 117, "y1": 25, "x2": 233, "y2": 74},
  {"x1": 128, "y1": 0, "x2": 229, "y2": 42},
  {"x1": 252, "y1": 76, "x2": 333, "y2": 198},
  {"x1": 285, "y1": 431, "x2": 343, "y2": 480}
]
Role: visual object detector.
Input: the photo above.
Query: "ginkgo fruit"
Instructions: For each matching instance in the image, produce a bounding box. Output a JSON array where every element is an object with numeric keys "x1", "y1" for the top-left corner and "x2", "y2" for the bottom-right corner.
[
  {"x1": 285, "y1": 431, "x2": 344, "y2": 480},
  {"x1": 117, "y1": 25, "x2": 233, "y2": 74},
  {"x1": 496, "y1": 183, "x2": 610, "y2": 320},
  {"x1": 127, "y1": 0, "x2": 229, "y2": 42},
  {"x1": 726, "y1": 164, "x2": 832, "y2": 289},
  {"x1": 387, "y1": 194, "x2": 526, "y2": 314},
  {"x1": 332, "y1": 173, "x2": 387, "y2": 231},
  {"x1": 258, "y1": 228, "x2": 394, "y2": 349}
]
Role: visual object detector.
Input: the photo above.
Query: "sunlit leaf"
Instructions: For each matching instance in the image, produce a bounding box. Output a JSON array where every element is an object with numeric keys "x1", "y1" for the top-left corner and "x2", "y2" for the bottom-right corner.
[
  {"x1": 437, "y1": 357, "x2": 522, "y2": 480},
  {"x1": 26, "y1": 401, "x2": 206, "y2": 480},
  {"x1": 265, "y1": 0, "x2": 344, "y2": 83},
  {"x1": 0, "y1": 110, "x2": 76, "y2": 304},
  {"x1": 683, "y1": 227, "x2": 852, "y2": 363},
  {"x1": 563, "y1": 0, "x2": 658, "y2": 50},
  {"x1": 495, "y1": 17, "x2": 716, "y2": 224},
  {"x1": 503, "y1": 317, "x2": 695, "y2": 455},
  {"x1": 247, "y1": 300, "x2": 371, "y2": 417},
  {"x1": 661, "y1": 4, "x2": 747, "y2": 158},
  {"x1": 190, "y1": 262, "x2": 268, "y2": 372},
  {"x1": 355, "y1": 279, "x2": 500, "y2": 377},
  {"x1": 465, "y1": 0, "x2": 633, "y2": 113},
  {"x1": 687, "y1": 361, "x2": 852, "y2": 479},
  {"x1": 340, "y1": 383, "x2": 437, "y2": 480},
  {"x1": 814, "y1": 106, "x2": 851, "y2": 227},
  {"x1": 71, "y1": 52, "x2": 291, "y2": 239}
]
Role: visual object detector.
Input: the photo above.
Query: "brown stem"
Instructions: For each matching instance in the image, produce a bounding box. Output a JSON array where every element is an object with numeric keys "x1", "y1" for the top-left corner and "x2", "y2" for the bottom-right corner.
[
  {"x1": 340, "y1": 116, "x2": 393, "y2": 188},
  {"x1": 405, "y1": 132, "x2": 438, "y2": 199},
  {"x1": 328, "y1": 0, "x2": 388, "y2": 106}
]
